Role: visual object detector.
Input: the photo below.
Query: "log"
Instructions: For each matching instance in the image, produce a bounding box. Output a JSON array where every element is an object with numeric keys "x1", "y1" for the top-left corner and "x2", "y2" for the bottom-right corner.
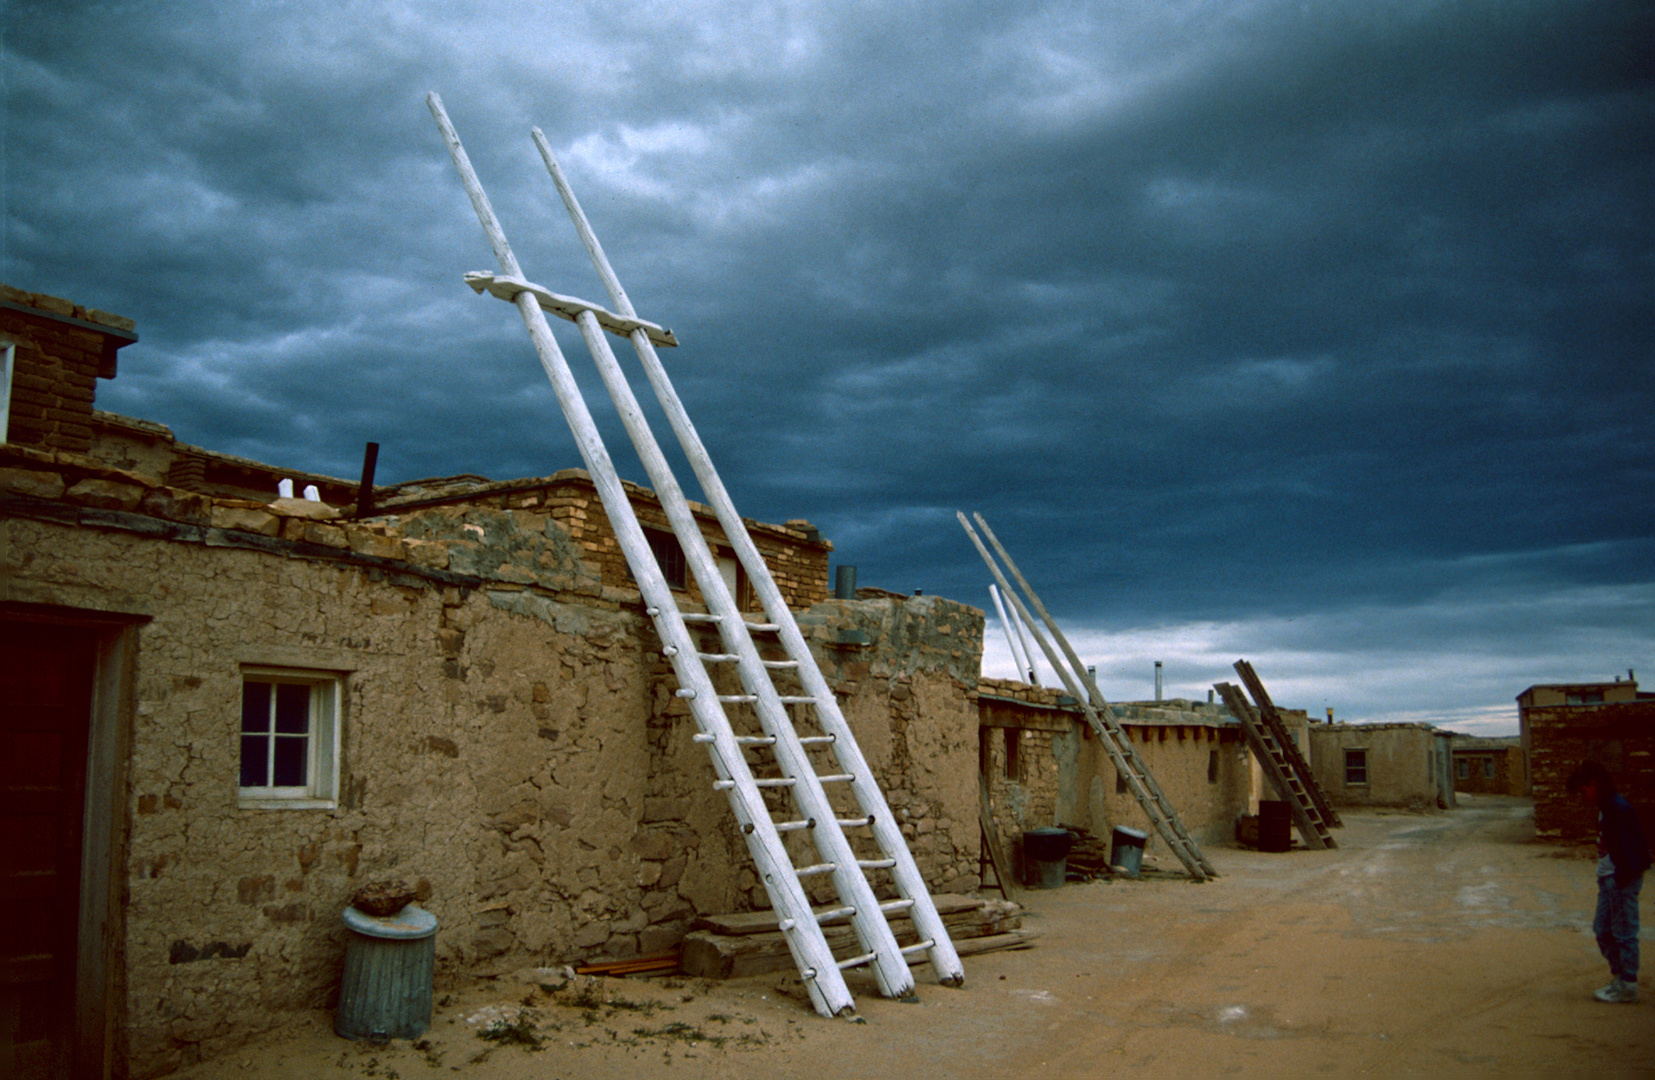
[{"x1": 693, "y1": 893, "x2": 1000, "y2": 936}]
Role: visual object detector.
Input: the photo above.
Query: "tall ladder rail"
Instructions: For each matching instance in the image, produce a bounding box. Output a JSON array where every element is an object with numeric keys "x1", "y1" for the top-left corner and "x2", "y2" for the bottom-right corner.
[
  {"x1": 1233, "y1": 660, "x2": 1341, "y2": 828},
  {"x1": 530, "y1": 127, "x2": 965, "y2": 991},
  {"x1": 1213, "y1": 683, "x2": 1336, "y2": 849},
  {"x1": 958, "y1": 512, "x2": 1217, "y2": 882},
  {"x1": 427, "y1": 94, "x2": 859, "y2": 1017}
]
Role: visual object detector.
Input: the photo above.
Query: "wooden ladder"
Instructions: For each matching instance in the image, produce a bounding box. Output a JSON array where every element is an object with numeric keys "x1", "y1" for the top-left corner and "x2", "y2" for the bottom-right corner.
[
  {"x1": 1213, "y1": 676, "x2": 1337, "y2": 850},
  {"x1": 427, "y1": 95, "x2": 962, "y2": 1018},
  {"x1": 958, "y1": 512, "x2": 1218, "y2": 882}
]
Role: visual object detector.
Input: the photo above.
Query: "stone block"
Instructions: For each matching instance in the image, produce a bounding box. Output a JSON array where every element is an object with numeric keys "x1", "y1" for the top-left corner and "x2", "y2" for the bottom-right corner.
[
  {"x1": 140, "y1": 487, "x2": 212, "y2": 526},
  {"x1": 211, "y1": 504, "x2": 280, "y2": 536},
  {"x1": 0, "y1": 466, "x2": 65, "y2": 500},
  {"x1": 65, "y1": 477, "x2": 144, "y2": 511}
]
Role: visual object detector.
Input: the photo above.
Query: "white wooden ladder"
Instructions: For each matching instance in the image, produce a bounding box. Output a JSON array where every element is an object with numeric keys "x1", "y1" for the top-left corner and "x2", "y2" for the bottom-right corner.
[
  {"x1": 958, "y1": 512, "x2": 1218, "y2": 882},
  {"x1": 427, "y1": 94, "x2": 963, "y2": 1018}
]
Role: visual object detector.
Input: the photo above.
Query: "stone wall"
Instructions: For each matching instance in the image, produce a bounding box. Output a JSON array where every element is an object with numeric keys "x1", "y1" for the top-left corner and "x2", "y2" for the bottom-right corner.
[
  {"x1": 1524, "y1": 699, "x2": 1655, "y2": 842},
  {"x1": 1, "y1": 441, "x2": 979, "y2": 1077}
]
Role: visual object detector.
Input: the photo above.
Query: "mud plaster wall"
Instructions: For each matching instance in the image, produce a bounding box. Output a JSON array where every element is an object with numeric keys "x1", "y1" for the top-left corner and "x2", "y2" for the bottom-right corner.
[
  {"x1": 978, "y1": 682, "x2": 1252, "y2": 866},
  {"x1": 1525, "y1": 700, "x2": 1655, "y2": 842},
  {"x1": 1, "y1": 458, "x2": 982, "y2": 1078},
  {"x1": 1308, "y1": 723, "x2": 1439, "y2": 809}
]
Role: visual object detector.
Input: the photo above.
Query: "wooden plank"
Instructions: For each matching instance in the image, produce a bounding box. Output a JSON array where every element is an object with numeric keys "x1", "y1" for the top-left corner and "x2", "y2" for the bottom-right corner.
[
  {"x1": 978, "y1": 772, "x2": 1024, "y2": 902},
  {"x1": 694, "y1": 893, "x2": 992, "y2": 937},
  {"x1": 681, "y1": 903, "x2": 1023, "y2": 980},
  {"x1": 1234, "y1": 659, "x2": 1341, "y2": 828}
]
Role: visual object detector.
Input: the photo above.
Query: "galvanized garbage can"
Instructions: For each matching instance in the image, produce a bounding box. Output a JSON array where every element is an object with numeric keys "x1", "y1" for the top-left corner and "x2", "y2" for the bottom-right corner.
[
  {"x1": 336, "y1": 904, "x2": 438, "y2": 1041},
  {"x1": 1109, "y1": 826, "x2": 1148, "y2": 876}
]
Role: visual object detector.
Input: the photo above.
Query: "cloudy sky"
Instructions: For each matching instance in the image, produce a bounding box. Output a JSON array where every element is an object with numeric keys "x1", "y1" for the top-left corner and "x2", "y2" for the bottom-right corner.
[{"x1": 6, "y1": 1, "x2": 1651, "y2": 734}]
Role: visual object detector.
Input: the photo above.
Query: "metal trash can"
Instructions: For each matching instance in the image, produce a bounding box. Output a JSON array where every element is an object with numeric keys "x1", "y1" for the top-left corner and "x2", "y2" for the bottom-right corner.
[
  {"x1": 1022, "y1": 827, "x2": 1073, "y2": 888},
  {"x1": 1109, "y1": 826, "x2": 1148, "y2": 876},
  {"x1": 336, "y1": 904, "x2": 438, "y2": 1041}
]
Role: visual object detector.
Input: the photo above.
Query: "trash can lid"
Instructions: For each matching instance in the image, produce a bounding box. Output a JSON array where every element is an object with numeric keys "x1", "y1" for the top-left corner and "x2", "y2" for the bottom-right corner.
[
  {"x1": 1025, "y1": 826, "x2": 1072, "y2": 837},
  {"x1": 1111, "y1": 826, "x2": 1149, "y2": 841},
  {"x1": 343, "y1": 903, "x2": 438, "y2": 940}
]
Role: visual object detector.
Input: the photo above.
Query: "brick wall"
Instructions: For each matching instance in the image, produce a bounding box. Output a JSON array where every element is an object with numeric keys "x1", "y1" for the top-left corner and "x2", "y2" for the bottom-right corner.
[
  {"x1": 1, "y1": 284, "x2": 136, "y2": 453},
  {"x1": 1526, "y1": 700, "x2": 1655, "y2": 842}
]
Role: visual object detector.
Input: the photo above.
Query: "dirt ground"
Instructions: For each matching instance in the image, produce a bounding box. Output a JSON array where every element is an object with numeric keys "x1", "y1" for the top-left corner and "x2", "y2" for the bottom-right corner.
[{"x1": 170, "y1": 795, "x2": 1653, "y2": 1078}]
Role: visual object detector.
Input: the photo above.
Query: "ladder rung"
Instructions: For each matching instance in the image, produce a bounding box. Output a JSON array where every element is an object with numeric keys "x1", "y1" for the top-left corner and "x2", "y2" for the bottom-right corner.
[
  {"x1": 836, "y1": 951, "x2": 878, "y2": 971},
  {"x1": 837, "y1": 816, "x2": 873, "y2": 828},
  {"x1": 775, "y1": 818, "x2": 815, "y2": 832},
  {"x1": 815, "y1": 905, "x2": 856, "y2": 924},
  {"x1": 692, "y1": 732, "x2": 715, "y2": 743},
  {"x1": 795, "y1": 862, "x2": 837, "y2": 877},
  {"x1": 899, "y1": 939, "x2": 935, "y2": 956},
  {"x1": 719, "y1": 694, "x2": 758, "y2": 704},
  {"x1": 763, "y1": 659, "x2": 799, "y2": 669},
  {"x1": 744, "y1": 621, "x2": 780, "y2": 632},
  {"x1": 698, "y1": 652, "x2": 740, "y2": 662},
  {"x1": 778, "y1": 696, "x2": 816, "y2": 705},
  {"x1": 857, "y1": 858, "x2": 896, "y2": 870},
  {"x1": 735, "y1": 735, "x2": 777, "y2": 746},
  {"x1": 713, "y1": 777, "x2": 796, "y2": 790},
  {"x1": 817, "y1": 773, "x2": 855, "y2": 784},
  {"x1": 799, "y1": 735, "x2": 836, "y2": 746},
  {"x1": 879, "y1": 898, "x2": 915, "y2": 915},
  {"x1": 680, "y1": 613, "x2": 722, "y2": 623}
]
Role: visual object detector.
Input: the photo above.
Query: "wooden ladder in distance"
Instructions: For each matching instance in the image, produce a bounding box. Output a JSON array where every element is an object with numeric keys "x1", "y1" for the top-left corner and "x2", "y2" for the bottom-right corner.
[
  {"x1": 1213, "y1": 681, "x2": 1336, "y2": 850},
  {"x1": 1233, "y1": 659, "x2": 1340, "y2": 829},
  {"x1": 957, "y1": 512, "x2": 1217, "y2": 882},
  {"x1": 428, "y1": 95, "x2": 962, "y2": 1019}
]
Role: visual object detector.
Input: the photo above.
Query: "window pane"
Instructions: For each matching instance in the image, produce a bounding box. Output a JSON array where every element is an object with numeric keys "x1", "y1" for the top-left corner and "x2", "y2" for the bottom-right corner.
[
  {"x1": 242, "y1": 682, "x2": 272, "y2": 734},
  {"x1": 274, "y1": 683, "x2": 310, "y2": 734},
  {"x1": 272, "y1": 734, "x2": 308, "y2": 786},
  {"x1": 240, "y1": 734, "x2": 269, "y2": 786}
]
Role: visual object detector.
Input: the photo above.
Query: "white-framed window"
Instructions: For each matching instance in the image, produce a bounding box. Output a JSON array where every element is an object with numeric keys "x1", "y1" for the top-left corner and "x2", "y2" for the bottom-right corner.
[
  {"x1": 239, "y1": 666, "x2": 342, "y2": 809},
  {"x1": 1, "y1": 339, "x2": 15, "y2": 444}
]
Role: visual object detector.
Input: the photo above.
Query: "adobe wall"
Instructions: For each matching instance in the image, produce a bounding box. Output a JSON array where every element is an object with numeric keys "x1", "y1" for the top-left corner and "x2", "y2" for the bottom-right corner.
[
  {"x1": 1451, "y1": 741, "x2": 1528, "y2": 797},
  {"x1": 1525, "y1": 700, "x2": 1655, "y2": 842},
  {"x1": 1, "y1": 447, "x2": 980, "y2": 1077},
  {"x1": 978, "y1": 681, "x2": 1251, "y2": 873},
  {"x1": 1308, "y1": 723, "x2": 1440, "y2": 808}
]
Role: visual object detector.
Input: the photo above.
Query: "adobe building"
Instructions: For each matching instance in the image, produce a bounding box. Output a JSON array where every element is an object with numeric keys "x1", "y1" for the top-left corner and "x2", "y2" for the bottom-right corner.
[
  {"x1": 1450, "y1": 735, "x2": 1527, "y2": 797},
  {"x1": 0, "y1": 286, "x2": 985, "y2": 1078},
  {"x1": 1520, "y1": 676, "x2": 1655, "y2": 842},
  {"x1": 1307, "y1": 721, "x2": 1455, "y2": 810},
  {"x1": 976, "y1": 681, "x2": 1305, "y2": 867}
]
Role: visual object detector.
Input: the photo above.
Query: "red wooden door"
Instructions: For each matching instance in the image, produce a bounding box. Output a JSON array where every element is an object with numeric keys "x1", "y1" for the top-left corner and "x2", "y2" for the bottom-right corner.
[{"x1": 0, "y1": 622, "x2": 94, "y2": 1079}]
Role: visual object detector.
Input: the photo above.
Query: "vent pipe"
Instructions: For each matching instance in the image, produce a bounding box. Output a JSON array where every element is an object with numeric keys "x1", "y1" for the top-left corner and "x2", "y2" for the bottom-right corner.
[
  {"x1": 1154, "y1": 660, "x2": 1163, "y2": 702},
  {"x1": 355, "y1": 442, "x2": 380, "y2": 518},
  {"x1": 834, "y1": 565, "x2": 857, "y2": 600}
]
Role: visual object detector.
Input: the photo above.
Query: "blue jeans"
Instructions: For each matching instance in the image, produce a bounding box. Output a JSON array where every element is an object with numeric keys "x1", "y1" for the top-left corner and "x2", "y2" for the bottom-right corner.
[{"x1": 1594, "y1": 873, "x2": 1643, "y2": 982}]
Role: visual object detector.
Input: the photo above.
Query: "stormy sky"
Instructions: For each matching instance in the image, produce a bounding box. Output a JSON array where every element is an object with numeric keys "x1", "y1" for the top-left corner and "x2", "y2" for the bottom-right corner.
[{"x1": 5, "y1": 1, "x2": 1651, "y2": 734}]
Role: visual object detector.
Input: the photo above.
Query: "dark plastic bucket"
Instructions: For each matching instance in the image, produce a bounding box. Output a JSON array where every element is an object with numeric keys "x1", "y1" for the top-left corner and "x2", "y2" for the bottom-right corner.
[
  {"x1": 1022, "y1": 827, "x2": 1073, "y2": 888},
  {"x1": 1110, "y1": 826, "x2": 1148, "y2": 876},
  {"x1": 336, "y1": 904, "x2": 438, "y2": 1041}
]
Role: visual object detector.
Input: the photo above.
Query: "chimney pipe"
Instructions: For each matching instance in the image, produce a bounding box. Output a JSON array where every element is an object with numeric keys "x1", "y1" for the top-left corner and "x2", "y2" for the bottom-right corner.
[
  {"x1": 834, "y1": 565, "x2": 857, "y2": 600},
  {"x1": 1154, "y1": 660, "x2": 1163, "y2": 702},
  {"x1": 355, "y1": 441, "x2": 380, "y2": 518}
]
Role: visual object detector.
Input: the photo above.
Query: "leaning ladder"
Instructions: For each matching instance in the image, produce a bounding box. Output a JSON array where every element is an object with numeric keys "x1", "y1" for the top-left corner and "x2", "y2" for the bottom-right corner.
[
  {"x1": 1233, "y1": 659, "x2": 1341, "y2": 829},
  {"x1": 427, "y1": 95, "x2": 963, "y2": 1018},
  {"x1": 958, "y1": 512, "x2": 1217, "y2": 882},
  {"x1": 1213, "y1": 682, "x2": 1336, "y2": 849}
]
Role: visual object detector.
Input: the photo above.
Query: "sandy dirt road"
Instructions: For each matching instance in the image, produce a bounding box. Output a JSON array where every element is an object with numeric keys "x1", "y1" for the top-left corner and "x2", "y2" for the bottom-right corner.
[{"x1": 172, "y1": 795, "x2": 1652, "y2": 1078}]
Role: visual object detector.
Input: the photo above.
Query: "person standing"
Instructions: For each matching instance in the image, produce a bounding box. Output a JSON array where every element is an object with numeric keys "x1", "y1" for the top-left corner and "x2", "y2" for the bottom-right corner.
[{"x1": 1567, "y1": 761, "x2": 1651, "y2": 1003}]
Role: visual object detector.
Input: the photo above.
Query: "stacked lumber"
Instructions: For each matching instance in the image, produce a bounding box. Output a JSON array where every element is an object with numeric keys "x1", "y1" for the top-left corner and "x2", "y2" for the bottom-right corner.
[
  {"x1": 1064, "y1": 827, "x2": 1112, "y2": 876},
  {"x1": 680, "y1": 894, "x2": 1033, "y2": 980}
]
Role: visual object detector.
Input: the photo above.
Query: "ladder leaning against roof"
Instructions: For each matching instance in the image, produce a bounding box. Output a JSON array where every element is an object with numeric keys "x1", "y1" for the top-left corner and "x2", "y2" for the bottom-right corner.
[
  {"x1": 425, "y1": 94, "x2": 963, "y2": 1019},
  {"x1": 957, "y1": 512, "x2": 1218, "y2": 882}
]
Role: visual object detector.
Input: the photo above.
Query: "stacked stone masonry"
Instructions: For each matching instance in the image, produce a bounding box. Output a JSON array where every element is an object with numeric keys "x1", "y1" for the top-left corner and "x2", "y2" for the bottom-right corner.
[{"x1": 2, "y1": 359, "x2": 978, "y2": 1076}]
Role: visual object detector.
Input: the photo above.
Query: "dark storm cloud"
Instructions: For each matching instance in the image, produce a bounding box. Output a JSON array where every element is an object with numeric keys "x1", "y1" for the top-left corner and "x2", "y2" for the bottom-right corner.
[{"x1": 4, "y1": 0, "x2": 1651, "y2": 731}]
